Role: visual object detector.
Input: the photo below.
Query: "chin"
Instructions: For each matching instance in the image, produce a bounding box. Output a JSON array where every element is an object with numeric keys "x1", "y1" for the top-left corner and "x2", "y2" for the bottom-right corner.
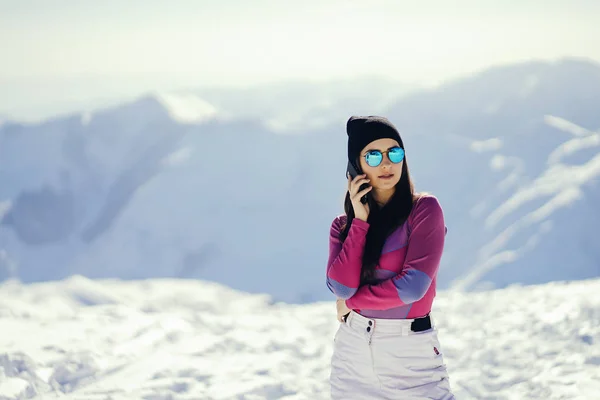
[{"x1": 377, "y1": 180, "x2": 398, "y2": 189}]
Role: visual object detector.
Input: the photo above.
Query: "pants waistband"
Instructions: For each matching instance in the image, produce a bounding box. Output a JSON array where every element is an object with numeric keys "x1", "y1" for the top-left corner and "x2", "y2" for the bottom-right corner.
[{"x1": 345, "y1": 310, "x2": 435, "y2": 336}]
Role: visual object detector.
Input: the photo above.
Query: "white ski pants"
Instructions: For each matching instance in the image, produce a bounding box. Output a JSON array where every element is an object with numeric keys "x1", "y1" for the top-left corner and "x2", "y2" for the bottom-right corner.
[{"x1": 330, "y1": 310, "x2": 456, "y2": 399}]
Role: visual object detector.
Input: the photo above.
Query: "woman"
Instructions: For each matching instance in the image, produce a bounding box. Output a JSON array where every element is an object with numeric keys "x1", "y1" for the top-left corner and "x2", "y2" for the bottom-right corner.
[{"x1": 326, "y1": 115, "x2": 455, "y2": 399}]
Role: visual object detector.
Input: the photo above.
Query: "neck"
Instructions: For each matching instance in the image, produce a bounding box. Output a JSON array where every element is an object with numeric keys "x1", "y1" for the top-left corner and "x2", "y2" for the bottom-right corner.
[{"x1": 372, "y1": 188, "x2": 395, "y2": 207}]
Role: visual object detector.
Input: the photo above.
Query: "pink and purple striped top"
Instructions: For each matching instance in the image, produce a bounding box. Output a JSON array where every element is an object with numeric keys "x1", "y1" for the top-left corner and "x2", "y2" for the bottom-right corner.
[{"x1": 326, "y1": 194, "x2": 447, "y2": 319}]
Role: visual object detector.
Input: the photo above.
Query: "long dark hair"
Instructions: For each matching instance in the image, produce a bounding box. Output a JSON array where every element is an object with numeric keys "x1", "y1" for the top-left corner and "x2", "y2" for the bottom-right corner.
[{"x1": 339, "y1": 150, "x2": 416, "y2": 285}]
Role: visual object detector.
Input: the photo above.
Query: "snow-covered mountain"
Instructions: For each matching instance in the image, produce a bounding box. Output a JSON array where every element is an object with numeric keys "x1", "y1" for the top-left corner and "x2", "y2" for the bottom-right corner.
[
  {"x1": 383, "y1": 58, "x2": 600, "y2": 290},
  {"x1": 1, "y1": 275, "x2": 599, "y2": 399},
  {"x1": 0, "y1": 91, "x2": 347, "y2": 302},
  {"x1": 1, "y1": 58, "x2": 599, "y2": 301}
]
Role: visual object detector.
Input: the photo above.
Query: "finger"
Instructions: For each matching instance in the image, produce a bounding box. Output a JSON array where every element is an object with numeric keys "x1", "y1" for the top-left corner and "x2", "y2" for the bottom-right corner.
[
  {"x1": 348, "y1": 174, "x2": 364, "y2": 191},
  {"x1": 352, "y1": 177, "x2": 369, "y2": 186},
  {"x1": 351, "y1": 174, "x2": 367, "y2": 185},
  {"x1": 349, "y1": 178, "x2": 370, "y2": 196},
  {"x1": 352, "y1": 184, "x2": 372, "y2": 198},
  {"x1": 353, "y1": 185, "x2": 373, "y2": 200}
]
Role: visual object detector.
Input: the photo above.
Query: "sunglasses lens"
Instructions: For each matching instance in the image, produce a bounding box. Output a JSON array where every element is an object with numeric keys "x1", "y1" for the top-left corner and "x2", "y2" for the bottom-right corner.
[
  {"x1": 365, "y1": 151, "x2": 383, "y2": 167},
  {"x1": 388, "y1": 147, "x2": 405, "y2": 163}
]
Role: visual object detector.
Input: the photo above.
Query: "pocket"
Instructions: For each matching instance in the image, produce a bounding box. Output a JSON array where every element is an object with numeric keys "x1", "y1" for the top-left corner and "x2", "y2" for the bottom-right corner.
[
  {"x1": 415, "y1": 331, "x2": 448, "y2": 372},
  {"x1": 384, "y1": 330, "x2": 446, "y2": 372}
]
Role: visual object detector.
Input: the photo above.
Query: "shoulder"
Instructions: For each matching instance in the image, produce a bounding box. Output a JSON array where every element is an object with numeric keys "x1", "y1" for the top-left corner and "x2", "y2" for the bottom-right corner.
[
  {"x1": 413, "y1": 193, "x2": 443, "y2": 214},
  {"x1": 409, "y1": 193, "x2": 445, "y2": 227}
]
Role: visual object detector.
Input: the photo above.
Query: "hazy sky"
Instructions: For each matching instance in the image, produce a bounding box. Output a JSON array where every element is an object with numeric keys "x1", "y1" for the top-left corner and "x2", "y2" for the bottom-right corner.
[{"x1": 1, "y1": 0, "x2": 599, "y2": 119}]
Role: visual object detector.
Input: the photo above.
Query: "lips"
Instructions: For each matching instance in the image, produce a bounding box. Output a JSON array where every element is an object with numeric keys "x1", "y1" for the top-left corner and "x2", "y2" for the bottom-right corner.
[{"x1": 379, "y1": 174, "x2": 394, "y2": 179}]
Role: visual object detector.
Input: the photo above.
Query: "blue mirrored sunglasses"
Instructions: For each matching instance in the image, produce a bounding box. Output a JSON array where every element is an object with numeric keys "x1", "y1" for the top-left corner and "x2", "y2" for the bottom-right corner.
[{"x1": 363, "y1": 146, "x2": 405, "y2": 167}]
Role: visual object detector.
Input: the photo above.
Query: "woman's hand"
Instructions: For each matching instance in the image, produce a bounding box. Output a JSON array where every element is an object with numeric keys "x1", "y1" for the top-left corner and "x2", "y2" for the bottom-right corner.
[
  {"x1": 336, "y1": 298, "x2": 351, "y2": 322},
  {"x1": 347, "y1": 173, "x2": 371, "y2": 222}
]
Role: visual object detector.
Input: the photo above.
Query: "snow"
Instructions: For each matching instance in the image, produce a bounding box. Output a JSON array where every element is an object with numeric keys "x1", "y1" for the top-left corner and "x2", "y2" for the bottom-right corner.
[
  {"x1": 485, "y1": 151, "x2": 600, "y2": 229},
  {"x1": 161, "y1": 147, "x2": 194, "y2": 167},
  {"x1": 548, "y1": 131, "x2": 600, "y2": 164},
  {"x1": 0, "y1": 376, "x2": 31, "y2": 399},
  {"x1": 0, "y1": 276, "x2": 599, "y2": 399},
  {"x1": 544, "y1": 115, "x2": 593, "y2": 137},
  {"x1": 153, "y1": 93, "x2": 218, "y2": 124},
  {"x1": 470, "y1": 138, "x2": 503, "y2": 153}
]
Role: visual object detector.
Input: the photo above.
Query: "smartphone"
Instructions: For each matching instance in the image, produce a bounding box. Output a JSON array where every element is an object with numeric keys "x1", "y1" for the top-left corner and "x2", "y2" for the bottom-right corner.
[{"x1": 346, "y1": 161, "x2": 370, "y2": 204}]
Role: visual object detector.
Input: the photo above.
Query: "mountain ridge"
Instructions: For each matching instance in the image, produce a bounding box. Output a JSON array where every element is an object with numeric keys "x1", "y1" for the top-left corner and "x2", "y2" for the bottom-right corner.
[{"x1": 1, "y1": 57, "x2": 599, "y2": 300}]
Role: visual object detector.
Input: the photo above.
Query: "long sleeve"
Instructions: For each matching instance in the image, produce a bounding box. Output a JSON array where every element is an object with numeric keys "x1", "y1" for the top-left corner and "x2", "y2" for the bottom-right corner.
[
  {"x1": 345, "y1": 196, "x2": 446, "y2": 310},
  {"x1": 325, "y1": 216, "x2": 369, "y2": 300}
]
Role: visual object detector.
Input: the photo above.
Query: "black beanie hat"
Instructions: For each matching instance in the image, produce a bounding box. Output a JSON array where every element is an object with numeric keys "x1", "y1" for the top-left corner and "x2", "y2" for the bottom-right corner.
[{"x1": 346, "y1": 115, "x2": 403, "y2": 164}]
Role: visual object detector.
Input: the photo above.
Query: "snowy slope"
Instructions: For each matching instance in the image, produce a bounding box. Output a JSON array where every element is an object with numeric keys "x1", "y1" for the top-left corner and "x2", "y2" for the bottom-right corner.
[
  {"x1": 1, "y1": 58, "x2": 600, "y2": 302},
  {"x1": 0, "y1": 276, "x2": 598, "y2": 399}
]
